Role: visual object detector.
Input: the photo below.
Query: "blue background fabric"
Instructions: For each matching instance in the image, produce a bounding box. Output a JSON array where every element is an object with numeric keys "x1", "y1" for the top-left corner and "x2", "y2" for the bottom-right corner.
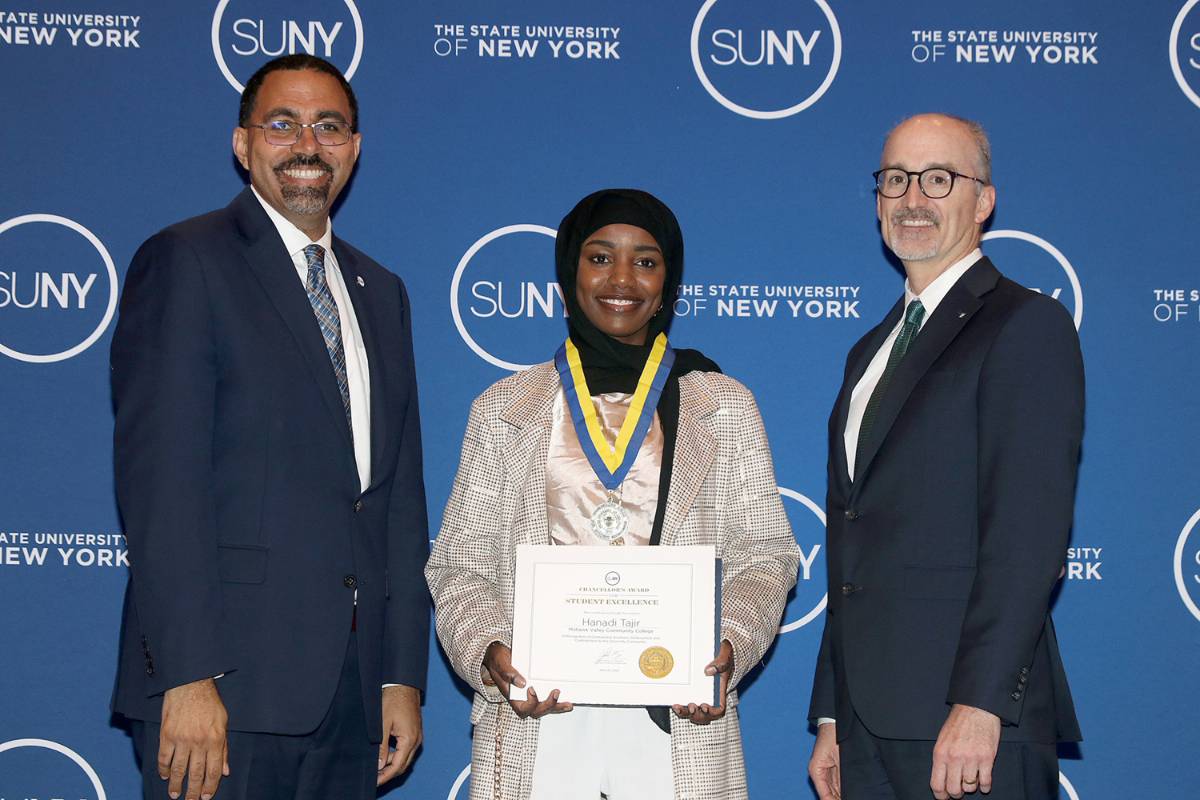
[{"x1": 2, "y1": 2, "x2": 1198, "y2": 798}]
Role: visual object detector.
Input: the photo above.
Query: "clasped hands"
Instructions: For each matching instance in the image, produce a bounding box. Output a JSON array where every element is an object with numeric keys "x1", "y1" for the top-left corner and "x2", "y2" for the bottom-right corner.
[{"x1": 482, "y1": 639, "x2": 734, "y2": 725}]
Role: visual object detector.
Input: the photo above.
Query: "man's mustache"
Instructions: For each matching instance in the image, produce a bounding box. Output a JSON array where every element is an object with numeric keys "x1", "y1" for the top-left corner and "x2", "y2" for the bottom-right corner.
[
  {"x1": 274, "y1": 155, "x2": 333, "y2": 174},
  {"x1": 891, "y1": 207, "x2": 939, "y2": 226}
]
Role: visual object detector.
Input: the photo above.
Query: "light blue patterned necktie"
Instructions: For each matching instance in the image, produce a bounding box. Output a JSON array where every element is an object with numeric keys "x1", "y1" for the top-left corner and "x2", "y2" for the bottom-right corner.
[
  {"x1": 303, "y1": 244, "x2": 352, "y2": 427},
  {"x1": 857, "y1": 298, "x2": 925, "y2": 458}
]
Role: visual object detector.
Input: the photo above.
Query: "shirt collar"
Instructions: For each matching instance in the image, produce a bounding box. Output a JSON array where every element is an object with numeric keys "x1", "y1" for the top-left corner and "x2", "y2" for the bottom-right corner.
[
  {"x1": 904, "y1": 247, "x2": 982, "y2": 322},
  {"x1": 250, "y1": 185, "x2": 333, "y2": 259}
]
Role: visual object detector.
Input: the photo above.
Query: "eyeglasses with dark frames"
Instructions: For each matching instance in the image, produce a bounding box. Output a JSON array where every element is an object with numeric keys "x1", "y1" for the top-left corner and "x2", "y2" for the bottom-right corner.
[{"x1": 873, "y1": 167, "x2": 986, "y2": 199}]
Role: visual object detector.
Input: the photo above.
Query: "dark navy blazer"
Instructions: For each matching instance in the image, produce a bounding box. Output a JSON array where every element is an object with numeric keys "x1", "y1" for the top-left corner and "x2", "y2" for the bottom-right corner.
[
  {"x1": 809, "y1": 258, "x2": 1083, "y2": 744},
  {"x1": 111, "y1": 188, "x2": 430, "y2": 741}
]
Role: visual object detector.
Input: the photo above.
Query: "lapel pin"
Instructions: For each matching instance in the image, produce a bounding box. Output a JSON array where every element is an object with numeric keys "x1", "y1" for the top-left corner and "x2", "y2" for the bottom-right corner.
[
  {"x1": 958, "y1": 311, "x2": 967, "y2": 318},
  {"x1": 356, "y1": 276, "x2": 365, "y2": 287}
]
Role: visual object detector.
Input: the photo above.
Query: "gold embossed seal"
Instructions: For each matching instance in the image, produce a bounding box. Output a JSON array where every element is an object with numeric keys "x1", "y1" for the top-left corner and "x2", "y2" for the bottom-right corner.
[{"x1": 639, "y1": 646, "x2": 674, "y2": 679}]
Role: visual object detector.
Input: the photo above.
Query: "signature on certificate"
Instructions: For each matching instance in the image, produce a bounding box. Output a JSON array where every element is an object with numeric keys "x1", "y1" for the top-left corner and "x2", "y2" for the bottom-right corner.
[{"x1": 594, "y1": 647, "x2": 627, "y2": 666}]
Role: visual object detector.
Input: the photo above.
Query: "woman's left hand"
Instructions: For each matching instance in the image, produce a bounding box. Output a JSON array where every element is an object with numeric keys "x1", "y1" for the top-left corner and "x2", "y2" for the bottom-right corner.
[{"x1": 672, "y1": 639, "x2": 733, "y2": 725}]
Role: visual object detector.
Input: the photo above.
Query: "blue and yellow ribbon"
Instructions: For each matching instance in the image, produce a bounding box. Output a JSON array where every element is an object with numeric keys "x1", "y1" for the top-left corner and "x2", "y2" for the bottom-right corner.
[{"x1": 554, "y1": 333, "x2": 675, "y2": 490}]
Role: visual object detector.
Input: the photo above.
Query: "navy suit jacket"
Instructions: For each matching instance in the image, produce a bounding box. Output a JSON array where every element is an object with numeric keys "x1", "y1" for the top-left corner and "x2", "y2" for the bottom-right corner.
[
  {"x1": 808, "y1": 257, "x2": 1083, "y2": 744},
  {"x1": 111, "y1": 188, "x2": 430, "y2": 741}
]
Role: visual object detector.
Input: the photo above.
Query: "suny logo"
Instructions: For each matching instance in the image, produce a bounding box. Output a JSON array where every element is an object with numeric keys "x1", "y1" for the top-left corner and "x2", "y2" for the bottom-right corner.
[
  {"x1": 0, "y1": 214, "x2": 118, "y2": 363},
  {"x1": 691, "y1": 0, "x2": 842, "y2": 119},
  {"x1": 211, "y1": 0, "x2": 363, "y2": 92},
  {"x1": 1170, "y1": 0, "x2": 1200, "y2": 109},
  {"x1": 1173, "y1": 507, "x2": 1200, "y2": 623},
  {"x1": 450, "y1": 224, "x2": 565, "y2": 372},
  {"x1": 777, "y1": 487, "x2": 827, "y2": 633},
  {"x1": 0, "y1": 738, "x2": 107, "y2": 800},
  {"x1": 981, "y1": 229, "x2": 1083, "y2": 330}
]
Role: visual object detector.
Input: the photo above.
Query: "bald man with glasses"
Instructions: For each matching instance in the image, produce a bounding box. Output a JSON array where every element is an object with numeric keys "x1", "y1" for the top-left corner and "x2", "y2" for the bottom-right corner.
[{"x1": 807, "y1": 113, "x2": 1083, "y2": 800}]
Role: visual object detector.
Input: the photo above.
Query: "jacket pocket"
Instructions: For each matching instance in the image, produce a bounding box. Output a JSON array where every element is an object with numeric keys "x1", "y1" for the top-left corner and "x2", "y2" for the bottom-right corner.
[{"x1": 217, "y1": 544, "x2": 269, "y2": 584}]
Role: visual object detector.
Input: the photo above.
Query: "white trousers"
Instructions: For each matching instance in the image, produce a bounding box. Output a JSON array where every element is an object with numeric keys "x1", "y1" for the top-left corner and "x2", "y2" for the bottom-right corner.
[{"x1": 530, "y1": 706, "x2": 673, "y2": 799}]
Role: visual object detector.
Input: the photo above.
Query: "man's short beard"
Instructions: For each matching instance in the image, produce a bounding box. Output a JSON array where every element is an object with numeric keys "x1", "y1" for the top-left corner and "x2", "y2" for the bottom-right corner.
[
  {"x1": 274, "y1": 154, "x2": 333, "y2": 216},
  {"x1": 888, "y1": 238, "x2": 940, "y2": 262},
  {"x1": 281, "y1": 184, "x2": 331, "y2": 216},
  {"x1": 887, "y1": 208, "x2": 940, "y2": 261}
]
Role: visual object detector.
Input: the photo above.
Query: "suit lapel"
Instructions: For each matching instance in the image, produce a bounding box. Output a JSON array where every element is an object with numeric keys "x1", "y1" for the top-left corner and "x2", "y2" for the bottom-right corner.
[
  {"x1": 832, "y1": 299, "x2": 902, "y2": 497},
  {"x1": 660, "y1": 376, "x2": 718, "y2": 546},
  {"x1": 851, "y1": 258, "x2": 1000, "y2": 489},
  {"x1": 500, "y1": 366, "x2": 559, "y2": 546},
  {"x1": 334, "y1": 239, "x2": 388, "y2": 489},
  {"x1": 232, "y1": 189, "x2": 356, "y2": 461}
]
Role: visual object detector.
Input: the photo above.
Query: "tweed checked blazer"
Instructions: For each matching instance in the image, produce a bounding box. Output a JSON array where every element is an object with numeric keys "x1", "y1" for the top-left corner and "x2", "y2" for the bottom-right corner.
[{"x1": 426, "y1": 363, "x2": 800, "y2": 800}]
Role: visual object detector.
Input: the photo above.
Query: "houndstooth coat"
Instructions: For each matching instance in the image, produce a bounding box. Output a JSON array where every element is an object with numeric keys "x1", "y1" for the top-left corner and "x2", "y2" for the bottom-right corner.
[{"x1": 425, "y1": 363, "x2": 800, "y2": 800}]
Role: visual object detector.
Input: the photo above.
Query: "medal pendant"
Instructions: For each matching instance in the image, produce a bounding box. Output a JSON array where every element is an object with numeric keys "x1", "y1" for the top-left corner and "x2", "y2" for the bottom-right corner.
[{"x1": 590, "y1": 494, "x2": 630, "y2": 543}]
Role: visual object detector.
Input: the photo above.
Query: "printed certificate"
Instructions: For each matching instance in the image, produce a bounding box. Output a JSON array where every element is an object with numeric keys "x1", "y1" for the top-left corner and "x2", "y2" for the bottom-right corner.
[{"x1": 509, "y1": 544, "x2": 718, "y2": 706}]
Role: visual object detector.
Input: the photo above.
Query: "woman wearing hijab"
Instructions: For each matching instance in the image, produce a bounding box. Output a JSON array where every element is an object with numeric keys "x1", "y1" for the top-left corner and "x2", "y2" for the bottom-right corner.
[{"x1": 426, "y1": 189, "x2": 799, "y2": 799}]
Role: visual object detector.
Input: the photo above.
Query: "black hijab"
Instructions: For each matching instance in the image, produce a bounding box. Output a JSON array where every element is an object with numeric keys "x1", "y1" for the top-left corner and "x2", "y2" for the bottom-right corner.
[
  {"x1": 555, "y1": 188, "x2": 720, "y2": 732},
  {"x1": 555, "y1": 188, "x2": 717, "y2": 394},
  {"x1": 556, "y1": 188, "x2": 724, "y2": 541}
]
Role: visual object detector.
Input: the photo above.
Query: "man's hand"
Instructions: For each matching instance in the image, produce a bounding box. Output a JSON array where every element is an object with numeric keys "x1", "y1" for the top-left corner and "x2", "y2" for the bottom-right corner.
[
  {"x1": 672, "y1": 639, "x2": 733, "y2": 726},
  {"x1": 158, "y1": 678, "x2": 228, "y2": 800},
  {"x1": 931, "y1": 704, "x2": 1001, "y2": 799},
  {"x1": 378, "y1": 685, "x2": 422, "y2": 785},
  {"x1": 808, "y1": 722, "x2": 841, "y2": 800},
  {"x1": 483, "y1": 641, "x2": 573, "y2": 719}
]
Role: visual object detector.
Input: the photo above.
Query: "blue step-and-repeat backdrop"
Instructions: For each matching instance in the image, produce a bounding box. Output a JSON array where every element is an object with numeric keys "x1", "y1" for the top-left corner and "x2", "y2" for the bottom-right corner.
[{"x1": 3, "y1": 1, "x2": 1199, "y2": 798}]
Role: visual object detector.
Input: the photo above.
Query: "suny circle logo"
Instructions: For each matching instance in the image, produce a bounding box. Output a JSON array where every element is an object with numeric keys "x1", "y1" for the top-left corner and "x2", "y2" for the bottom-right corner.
[
  {"x1": 211, "y1": 0, "x2": 363, "y2": 93},
  {"x1": 691, "y1": 0, "x2": 842, "y2": 120},
  {"x1": 777, "y1": 486, "x2": 827, "y2": 633},
  {"x1": 446, "y1": 763, "x2": 471, "y2": 800},
  {"x1": 1173, "y1": 507, "x2": 1200, "y2": 623},
  {"x1": 0, "y1": 214, "x2": 118, "y2": 364},
  {"x1": 0, "y1": 738, "x2": 107, "y2": 800},
  {"x1": 1059, "y1": 770, "x2": 1081, "y2": 800},
  {"x1": 981, "y1": 229, "x2": 1083, "y2": 330},
  {"x1": 1170, "y1": 0, "x2": 1200, "y2": 109},
  {"x1": 450, "y1": 224, "x2": 563, "y2": 372}
]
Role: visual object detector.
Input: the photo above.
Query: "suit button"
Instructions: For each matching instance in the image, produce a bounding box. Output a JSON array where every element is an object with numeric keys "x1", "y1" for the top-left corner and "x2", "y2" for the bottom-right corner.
[
  {"x1": 1017, "y1": 675, "x2": 1028, "y2": 686},
  {"x1": 844, "y1": 510, "x2": 859, "y2": 521},
  {"x1": 1010, "y1": 691, "x2": 1022, "y2": 701},
  {"x1": 353, "y1": 499, "x2": 364, "y2": 513},
  {"x1": 841, "y1": 582, "x2": 857, "y2": 596},
  {"x1": 343, "y1": 574, "x2": 358, "y2": 589},
  {"x1": 1019, "y1": 666, "x2": 1030, "y2": 676}
]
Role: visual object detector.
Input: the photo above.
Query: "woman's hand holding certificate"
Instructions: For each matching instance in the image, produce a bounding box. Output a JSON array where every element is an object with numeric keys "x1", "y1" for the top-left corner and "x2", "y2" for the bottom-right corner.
[{"x1": 482, "y1": 641, "x2": 574, "y2": 719}]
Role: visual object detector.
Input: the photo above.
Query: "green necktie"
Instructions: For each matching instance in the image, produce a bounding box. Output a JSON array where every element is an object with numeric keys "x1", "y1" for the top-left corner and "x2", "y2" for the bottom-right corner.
[{"x1": 856, "y1": 299, "x2": 925, "y2": 459}]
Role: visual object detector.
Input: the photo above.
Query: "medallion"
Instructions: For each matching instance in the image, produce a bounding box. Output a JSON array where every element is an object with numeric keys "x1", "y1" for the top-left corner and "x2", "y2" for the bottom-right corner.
[{"x1": 590, "y1": 494, "x2": 630, "y2": 543}]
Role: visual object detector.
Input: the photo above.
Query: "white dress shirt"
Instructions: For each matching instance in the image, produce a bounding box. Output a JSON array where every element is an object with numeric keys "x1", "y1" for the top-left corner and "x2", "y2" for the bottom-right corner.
[
  {"x1": 251, "y1": 187, "x2": 372, "y2": 492},
  {"x1": 843, "y1": 248, "x2": 982, "y2": 481}
]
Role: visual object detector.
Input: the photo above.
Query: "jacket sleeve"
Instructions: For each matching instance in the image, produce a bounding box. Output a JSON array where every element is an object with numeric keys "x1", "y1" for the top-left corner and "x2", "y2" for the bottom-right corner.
[
  {"x1": 382, "y1": 278, "x2": 432, "y2": 690},
  {"x1": 719, "y1": 389, "x2": 802, "y2": 692},
  {"x1": 807, "y1": 616, "x2": 836, "y2": 723},
  {"x1": 946, "y1": 296, "x2": 1084, "y2": 723},
  {"x1": 111, "y1": 231, "x2": 232, "y2": 695},
  {"x1": 424, "y1": 395, "x2": 510, "y2": 701}
]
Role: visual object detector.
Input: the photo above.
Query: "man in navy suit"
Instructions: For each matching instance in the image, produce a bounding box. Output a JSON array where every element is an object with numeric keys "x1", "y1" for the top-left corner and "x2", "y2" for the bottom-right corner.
[
  {"x1": 807, "y1": 114, "x2": 1083, "y2": 800},
  {"x1": 111, "y1": 54, "x2": 429, "y2": 800}
]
